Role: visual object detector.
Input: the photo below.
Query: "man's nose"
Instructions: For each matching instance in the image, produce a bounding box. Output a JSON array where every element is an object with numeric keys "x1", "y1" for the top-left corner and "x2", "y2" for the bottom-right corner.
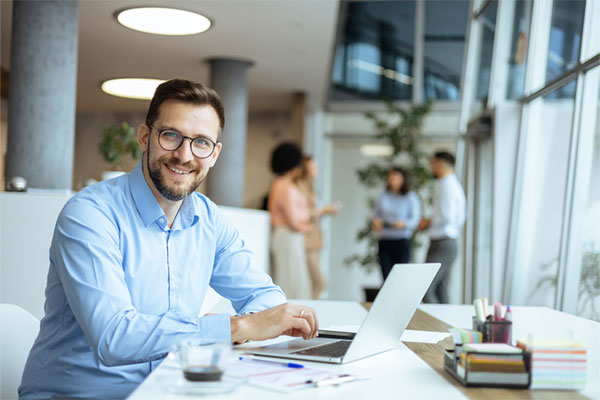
[{"x1": 172, "y1": 138, "x2": 195, "y2": 163}]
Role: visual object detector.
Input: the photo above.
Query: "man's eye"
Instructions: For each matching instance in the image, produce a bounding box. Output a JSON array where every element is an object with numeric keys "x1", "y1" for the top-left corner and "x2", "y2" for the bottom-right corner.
[
  {"x1": 163, "y1": 130, "x2": 180, "y2": 139},
  {"x1": 194, "y1": 138, "x2": 209, "y2": 146}
]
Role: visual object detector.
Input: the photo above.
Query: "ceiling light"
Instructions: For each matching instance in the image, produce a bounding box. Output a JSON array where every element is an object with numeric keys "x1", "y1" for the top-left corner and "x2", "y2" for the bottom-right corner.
[
  {"x1": 101, "y1": 78, "x2": 165, "y2": 100},
  {"x1": 360, "y1": 144, "x2": 394, "y2": 157},
  {"x1": 116, "y1": 7, "x2": 211, "y2": 36}
]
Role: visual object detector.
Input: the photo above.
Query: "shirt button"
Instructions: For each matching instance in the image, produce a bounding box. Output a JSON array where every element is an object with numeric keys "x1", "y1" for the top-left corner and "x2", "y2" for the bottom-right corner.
[{"x1": 160, "y1": 217, "x2": 165, "y2": 224}]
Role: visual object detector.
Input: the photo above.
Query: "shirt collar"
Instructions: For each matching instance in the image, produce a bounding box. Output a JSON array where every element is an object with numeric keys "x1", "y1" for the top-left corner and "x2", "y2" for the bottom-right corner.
[{"x1": 129, "y1": 162, "x2": 200, "y2": 230}]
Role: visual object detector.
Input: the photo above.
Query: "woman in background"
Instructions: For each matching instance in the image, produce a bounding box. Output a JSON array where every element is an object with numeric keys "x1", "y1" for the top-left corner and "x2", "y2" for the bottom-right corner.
[
  {"x1": 268, "y1": 142, "x2": 312, "y2": 299},
  {"x1": 372, "y1": 167, "x2": 421, "y2": 281},
  {"x1": 295, "y1": 156, "x2": 340, "y2": 299}
]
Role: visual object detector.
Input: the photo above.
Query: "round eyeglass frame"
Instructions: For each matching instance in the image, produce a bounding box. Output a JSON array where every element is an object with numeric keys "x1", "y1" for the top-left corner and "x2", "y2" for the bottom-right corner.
[{"x1": 148, "y1": 125, "x2": 218, "y2": 159}]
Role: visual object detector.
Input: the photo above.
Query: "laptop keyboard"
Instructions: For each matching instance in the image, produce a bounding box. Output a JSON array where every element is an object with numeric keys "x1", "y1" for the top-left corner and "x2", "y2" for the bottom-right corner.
[{"x1": 291, "y1": 340, "x2": 351, "y2": 358}]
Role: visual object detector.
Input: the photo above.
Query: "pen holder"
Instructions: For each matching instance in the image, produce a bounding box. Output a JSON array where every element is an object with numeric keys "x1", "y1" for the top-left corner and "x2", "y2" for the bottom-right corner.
[{"x1": 472, "y1": 316, "x2": 512, "y2": 344}]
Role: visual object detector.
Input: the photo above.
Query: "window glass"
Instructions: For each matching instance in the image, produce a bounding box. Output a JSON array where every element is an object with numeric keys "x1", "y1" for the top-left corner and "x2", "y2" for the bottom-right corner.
[
  {"x1": 506, "y1": 0, "x2": 533, "y2": 100},
  {"x1": 475, "y1": 1, "x2": 497, "y2": 102},
  {"x1": 424, "y1": 0, "x2": 469, "y2": 101},
  {"x1": 330, "y1": 1, "x2": 415, "y2": 101},
  {"x1": 518, "y1": 79, "x2": 577, "y2": 308},
  {"x1": 577, "y1": 83, "x2": 600, "y2": 321},
  {"x1": 545, "y1": 0, "x2": 585, "y2": 83}
]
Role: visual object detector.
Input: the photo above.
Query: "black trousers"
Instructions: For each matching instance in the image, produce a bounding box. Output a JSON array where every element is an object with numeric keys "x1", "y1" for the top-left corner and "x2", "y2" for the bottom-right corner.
[
  {"x1": 423, "y1": 238, "x2": 457, "y2": 304},
  {"x1": 377, "y1": 238, "x2": 411, "y2": 281}
]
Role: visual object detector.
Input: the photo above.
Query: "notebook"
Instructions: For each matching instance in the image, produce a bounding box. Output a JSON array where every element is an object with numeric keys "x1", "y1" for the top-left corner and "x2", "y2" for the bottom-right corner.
[{"x1": 245, "y1": 263, "x2": 440, "y2": 364}]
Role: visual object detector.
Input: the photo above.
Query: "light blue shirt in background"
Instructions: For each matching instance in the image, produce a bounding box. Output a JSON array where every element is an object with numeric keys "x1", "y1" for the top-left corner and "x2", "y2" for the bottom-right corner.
[
  {"x1": 19, "y1": 163, "x2": 286, "y2": 399},
  {"x1": 373, "y1": 191, "x2": 421, "y2": 239}
]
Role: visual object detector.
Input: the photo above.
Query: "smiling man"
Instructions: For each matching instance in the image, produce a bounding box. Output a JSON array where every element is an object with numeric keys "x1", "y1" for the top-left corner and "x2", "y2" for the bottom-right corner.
[{"x1": 19, "y1": 79, "x2": 318, "y2": 399}]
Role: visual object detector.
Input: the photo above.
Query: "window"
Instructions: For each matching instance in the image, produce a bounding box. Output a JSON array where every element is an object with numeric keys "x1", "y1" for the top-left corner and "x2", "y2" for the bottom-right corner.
[
  {"x1": 506, "y1": 0, "x2": 533, "y2": 100},
  {"x1": 424, "y1": 0, "x2": 469, "y2": 100}
]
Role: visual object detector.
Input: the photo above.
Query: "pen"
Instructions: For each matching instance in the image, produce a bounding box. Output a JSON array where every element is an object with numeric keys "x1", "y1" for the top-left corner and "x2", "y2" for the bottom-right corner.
[
  {"x1": 238, "y1": 356, "x2": 304, "y2": 368},
  {"x1": 308, "y1": 374, "x2": 356, "y2": 387}
]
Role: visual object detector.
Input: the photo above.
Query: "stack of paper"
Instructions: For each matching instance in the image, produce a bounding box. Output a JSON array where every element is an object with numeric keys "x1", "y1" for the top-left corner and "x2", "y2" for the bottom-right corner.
[
  {"x1": 457, "y1": 343, "x2": 528, "y2": 386},
  {"x1": 517, "y1": 339, "x2": 586, "y2": 390}
]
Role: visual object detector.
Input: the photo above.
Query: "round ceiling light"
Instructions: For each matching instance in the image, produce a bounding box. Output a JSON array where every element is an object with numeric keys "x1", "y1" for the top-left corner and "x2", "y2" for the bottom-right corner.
[
  {"x1": 101, "y1": 78, "x2": 165, "y2": 100},
  {"x1": 116, "y1": 7, "x2": 211, "y2": 36}
]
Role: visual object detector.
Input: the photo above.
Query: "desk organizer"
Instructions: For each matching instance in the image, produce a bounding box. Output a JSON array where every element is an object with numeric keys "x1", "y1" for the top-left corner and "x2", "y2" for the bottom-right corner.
[
  {"x1": 472, "y1": 316, "x2": 512, "y2": 343},
  {"x1": 444, "y1": 347, "x2": 531, "y2": 388}
]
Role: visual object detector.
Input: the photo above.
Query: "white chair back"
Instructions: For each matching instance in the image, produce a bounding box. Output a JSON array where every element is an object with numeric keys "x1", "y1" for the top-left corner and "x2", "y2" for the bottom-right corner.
[{"x1": 0, "y1": 303, "x2": 39, "y2": 400}]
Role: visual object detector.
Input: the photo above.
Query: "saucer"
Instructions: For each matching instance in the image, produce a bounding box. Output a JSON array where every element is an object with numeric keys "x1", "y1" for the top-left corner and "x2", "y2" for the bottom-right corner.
[{"x1": 165, "y1": 375, "x2": 244, "y2": 396}]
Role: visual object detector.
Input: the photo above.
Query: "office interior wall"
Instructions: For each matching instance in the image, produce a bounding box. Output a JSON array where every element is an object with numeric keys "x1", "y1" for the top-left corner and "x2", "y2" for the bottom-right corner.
[
  {"x1": 74, "y1": 111, "x2": 146, "y2": 189},
  {"x1": 242, "y1": 110, "x2": 295, "y2": 209}
]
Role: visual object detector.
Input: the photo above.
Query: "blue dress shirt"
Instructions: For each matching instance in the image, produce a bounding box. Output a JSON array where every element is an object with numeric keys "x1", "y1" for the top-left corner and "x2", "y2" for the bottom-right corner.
[
  {"x1": 19, "y1": 163, "x2": 286, "y2": 399},
  {"x1": 373, "y1": 191, "x2": 421, "y2": 239}
]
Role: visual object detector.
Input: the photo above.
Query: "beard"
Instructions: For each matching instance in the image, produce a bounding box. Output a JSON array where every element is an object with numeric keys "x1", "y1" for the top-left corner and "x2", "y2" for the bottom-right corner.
[{"x1": 146, "y1": 146, "x2": 207, "y2": 201}]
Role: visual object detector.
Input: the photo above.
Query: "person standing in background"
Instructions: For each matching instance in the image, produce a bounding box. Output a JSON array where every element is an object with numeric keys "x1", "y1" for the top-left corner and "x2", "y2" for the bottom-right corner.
[
  {"x1": 295, "y1": 155, "x2": 340, "y2": 299},
  {"x1": 419, "y1": 151, "x2": 466, "y2": 303},
  {"x1": 372, "y1": 167, "x2": 421, "y2": 281},
  {"x1": 268, "y1": 143, "x2": 312, "y2": 299}
]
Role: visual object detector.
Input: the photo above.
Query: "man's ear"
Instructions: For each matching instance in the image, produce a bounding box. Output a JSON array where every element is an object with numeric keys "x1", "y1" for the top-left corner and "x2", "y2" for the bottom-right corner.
[
  {"x1": 209, "y1": 142, "x2": 223, "y2": 168},
  {"x1": 138, "y1": 124, "x2": 150, "y2": 151}
]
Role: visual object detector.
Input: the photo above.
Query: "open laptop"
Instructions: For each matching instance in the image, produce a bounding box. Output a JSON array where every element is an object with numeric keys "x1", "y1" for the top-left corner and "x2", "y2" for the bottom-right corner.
[{"x1": 245, "y1": 263, "x2": 440, "y2": 364}]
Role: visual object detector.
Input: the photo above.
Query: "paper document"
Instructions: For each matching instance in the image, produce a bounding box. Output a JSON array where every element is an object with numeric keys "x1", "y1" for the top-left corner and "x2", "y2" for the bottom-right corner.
[{"x1": 225, "y1": 358, "x2": 359, "y2": 392}]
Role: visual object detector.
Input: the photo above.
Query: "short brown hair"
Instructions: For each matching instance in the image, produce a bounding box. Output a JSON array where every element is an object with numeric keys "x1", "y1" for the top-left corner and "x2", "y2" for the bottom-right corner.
[{"x1": 145, "y1": 79, "x2": 225, "y2": 135}]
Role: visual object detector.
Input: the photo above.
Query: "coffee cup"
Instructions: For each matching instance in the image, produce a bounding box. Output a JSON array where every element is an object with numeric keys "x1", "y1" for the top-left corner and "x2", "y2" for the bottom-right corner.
[{"x1": 171, "y1": 339, "x2": 231, "y2": 382}]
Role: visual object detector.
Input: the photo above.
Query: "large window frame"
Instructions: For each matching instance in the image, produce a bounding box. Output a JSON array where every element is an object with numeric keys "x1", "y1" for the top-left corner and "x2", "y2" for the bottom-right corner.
[{"x1": 459, "y1": 0, "x2": 600, "y2": 314}]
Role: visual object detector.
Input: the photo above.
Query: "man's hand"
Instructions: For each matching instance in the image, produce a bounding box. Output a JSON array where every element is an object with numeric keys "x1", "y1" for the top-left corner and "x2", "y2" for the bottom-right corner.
[
  {"x1": 417, "y1": 218, "x2": 431, "y2": 231},
  {"x1": 372, "y1": 218, "x2": 383, "y2": 233},
  {"x1": 230, "y1": 303, "x2": 318, "y2": 343}
]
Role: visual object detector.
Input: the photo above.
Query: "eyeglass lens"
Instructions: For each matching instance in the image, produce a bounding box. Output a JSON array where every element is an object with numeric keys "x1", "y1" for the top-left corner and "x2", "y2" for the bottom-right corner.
[{"x1": 158, "y1": 130, "x2": 215, "y2": 158}]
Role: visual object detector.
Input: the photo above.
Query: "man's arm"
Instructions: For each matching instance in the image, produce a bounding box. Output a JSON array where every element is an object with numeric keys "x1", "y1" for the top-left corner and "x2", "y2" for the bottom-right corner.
[
  {"x1": 53, "y1": 198, "x2": 231, "y2": 367},
  {"x1": 209, "y1": 203, "x2": 318, "y2": 341}
]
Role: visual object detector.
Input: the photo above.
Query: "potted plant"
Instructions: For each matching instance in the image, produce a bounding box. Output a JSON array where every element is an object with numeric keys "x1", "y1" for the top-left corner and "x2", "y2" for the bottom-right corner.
[
  {"x1": 98, "y1": 122, "x2": 141, "y2": 180},
  {"x1": 343, "y1": 100, "x2": 434, "y2": 301}
]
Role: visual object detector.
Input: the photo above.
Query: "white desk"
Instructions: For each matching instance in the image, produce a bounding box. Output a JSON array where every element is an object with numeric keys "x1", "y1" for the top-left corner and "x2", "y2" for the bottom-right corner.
[
  {"x1": 128, "y1": 300, "x2": 467, "y2": 400},
  {"x1": 128, "y1": 302, "x2": 600, "y2": 400}
]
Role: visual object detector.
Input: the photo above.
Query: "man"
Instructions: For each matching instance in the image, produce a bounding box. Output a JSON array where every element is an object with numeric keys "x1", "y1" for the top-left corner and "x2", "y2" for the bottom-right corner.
[
  {"x1": 19, "y1": 79, "x2": 318, "y2": 399},
  {"x1": 419, "y1": 151, "x2": 466, "y2": 303}
]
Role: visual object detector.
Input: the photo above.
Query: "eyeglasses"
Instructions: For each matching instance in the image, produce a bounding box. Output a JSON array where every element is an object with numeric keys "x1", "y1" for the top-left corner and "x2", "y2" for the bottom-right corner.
[{"x1": 149, "y1": 125, "x2": 218, "y2": 159}]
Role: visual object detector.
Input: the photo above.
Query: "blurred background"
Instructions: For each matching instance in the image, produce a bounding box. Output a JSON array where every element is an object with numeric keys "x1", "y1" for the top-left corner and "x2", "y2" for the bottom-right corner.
[{"x1": 1, "y1": 0, "x2": 598, "y2": 320}]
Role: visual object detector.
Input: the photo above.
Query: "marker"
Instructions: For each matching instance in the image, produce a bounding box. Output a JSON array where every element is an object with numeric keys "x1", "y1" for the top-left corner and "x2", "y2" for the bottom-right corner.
[
  {"x1": 504, "y1": 305, "x2": 512, "y2": 321},
  {"x1": 238, "y1": 356, "x2": 304, "y2": 368},
  {"x1": 480, "y1": 297, "x2": 489, "y2": 319},
  {"x1": 473, "y1": 298, "x2": 485, "y2": 321},
  {"x1": 493, "y1": 302, "x2": 503, "y2": 321}
]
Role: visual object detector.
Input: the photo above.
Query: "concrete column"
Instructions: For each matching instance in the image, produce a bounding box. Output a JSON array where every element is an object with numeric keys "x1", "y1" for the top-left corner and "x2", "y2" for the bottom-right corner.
[
  {"x1": 207, "y1": 58, "x2": 252, "y2": 207},
  {"x1": 6, "y1": 0, "x2": 79, "y2": 190}
]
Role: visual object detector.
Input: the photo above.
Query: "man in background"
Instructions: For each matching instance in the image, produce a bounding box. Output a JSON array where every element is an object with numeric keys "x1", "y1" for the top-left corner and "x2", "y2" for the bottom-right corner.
[{"x1": 419, "y1": 151, "x2": 466, "y2": 303}]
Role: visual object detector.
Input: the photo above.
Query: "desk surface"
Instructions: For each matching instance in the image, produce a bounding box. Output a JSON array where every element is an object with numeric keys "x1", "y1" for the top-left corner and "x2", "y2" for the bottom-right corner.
[{"x1": 128, "y1": 302, "x2": 599, "y2": 400}]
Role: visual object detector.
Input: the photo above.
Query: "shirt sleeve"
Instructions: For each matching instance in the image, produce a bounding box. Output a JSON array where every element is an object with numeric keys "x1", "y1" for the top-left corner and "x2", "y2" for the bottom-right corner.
[
  {"x1": 438, "y1": 181, "x2": 458, "y2": 225},
  {"x1": 404, "y1": 192, "x2": 421, "y2": 231},
  {"x1": 52, "y1": 198, "x2": 231, "y2": 367},
  {"x1": 210, "y1": 205, "x2": 287, "y2": 313},
  {"x1": 372, "y1": 195, "x2": 383, "y2": 219}
]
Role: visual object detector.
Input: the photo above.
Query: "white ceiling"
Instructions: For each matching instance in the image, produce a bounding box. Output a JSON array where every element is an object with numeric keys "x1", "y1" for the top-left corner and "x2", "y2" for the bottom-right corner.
[{"x1": 1, "y1": 0, "x2": 339, "y2": 112}]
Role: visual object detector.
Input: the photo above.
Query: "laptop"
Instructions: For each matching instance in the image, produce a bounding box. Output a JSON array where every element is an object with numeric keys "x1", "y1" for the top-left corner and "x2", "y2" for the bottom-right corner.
[{"x1": 245, "y1": 263, "x2": 440, "y2": 364}]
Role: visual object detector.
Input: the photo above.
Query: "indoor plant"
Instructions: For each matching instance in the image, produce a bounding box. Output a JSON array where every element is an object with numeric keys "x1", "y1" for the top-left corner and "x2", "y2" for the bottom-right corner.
[{"x1": 98, "y1": 122, "x2": 141, "y2": 180}]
